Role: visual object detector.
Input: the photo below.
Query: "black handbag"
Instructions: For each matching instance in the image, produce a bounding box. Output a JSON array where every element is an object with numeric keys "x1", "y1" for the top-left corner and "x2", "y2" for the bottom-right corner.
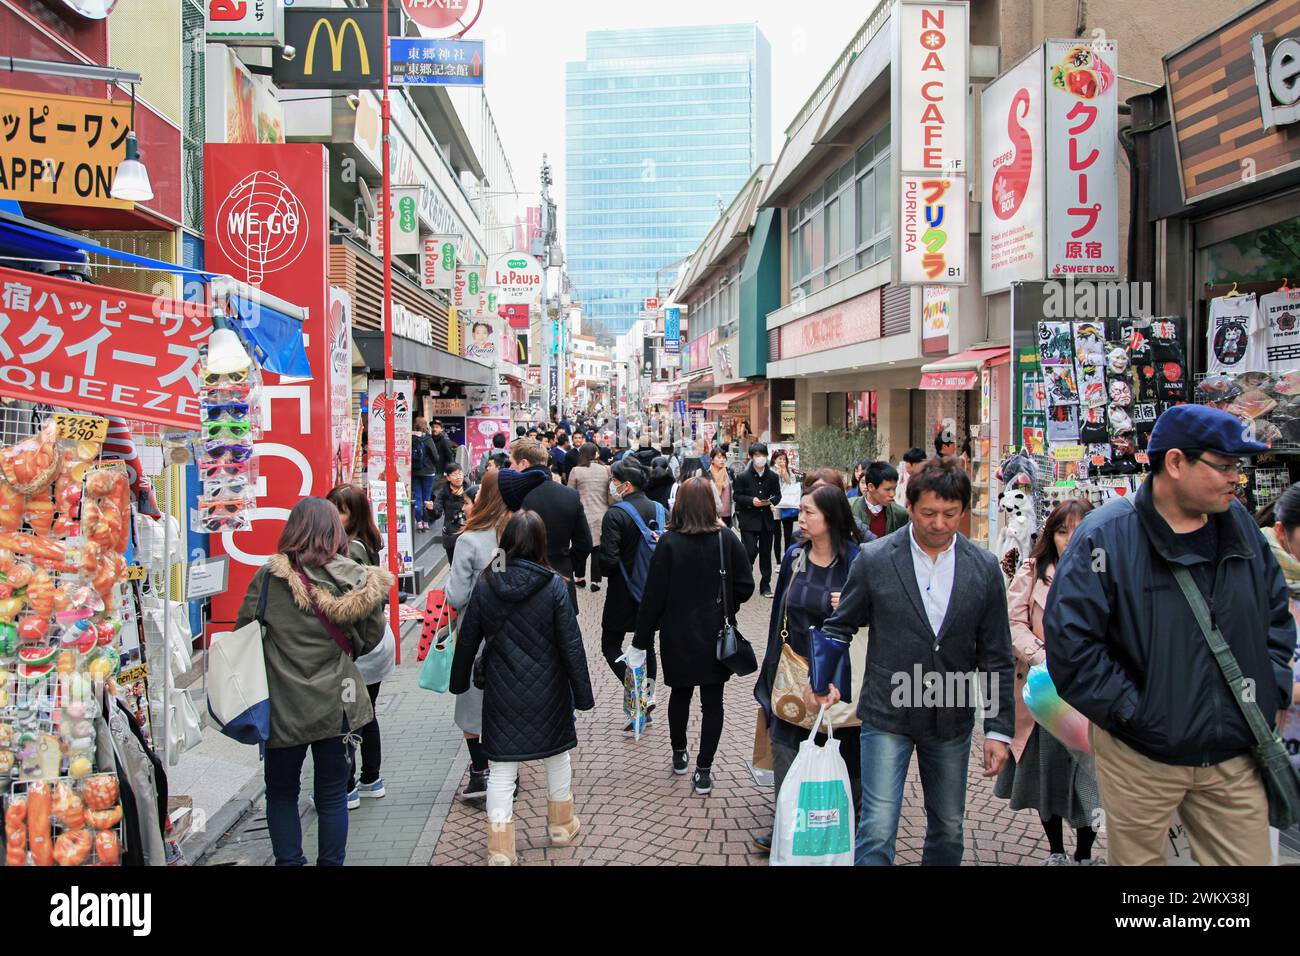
[
  {"x1": 1170, "y1": 564, "x2": 1300, "y2": 830},
  {"x1": 715, "y1": 530, "x2": 757, "y2": 676}
]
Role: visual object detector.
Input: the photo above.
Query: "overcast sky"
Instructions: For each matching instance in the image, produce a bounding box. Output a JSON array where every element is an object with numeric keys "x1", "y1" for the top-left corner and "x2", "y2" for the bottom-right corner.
[{"x1": 468, "y1": 0, "x2": 864, "y2": 242}]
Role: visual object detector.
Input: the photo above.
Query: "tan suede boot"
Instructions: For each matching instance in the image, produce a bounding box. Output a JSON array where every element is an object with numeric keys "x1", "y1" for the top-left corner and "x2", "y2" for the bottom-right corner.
[
  {"x1": 486, "y1": 819, "x2": 516, "y2": 866},
  {"x1": 547, "y1": 798, "x2": 581, "y2": 846}
]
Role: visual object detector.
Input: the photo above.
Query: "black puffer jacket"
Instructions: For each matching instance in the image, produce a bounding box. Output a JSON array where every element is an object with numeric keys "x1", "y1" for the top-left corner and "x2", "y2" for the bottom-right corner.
[
  {"x1": 644, "y1": 457, "x2": 674, "y2": 508},
  {"x1": 449, "y1": 559, "x2": 595, "y2": 761}
]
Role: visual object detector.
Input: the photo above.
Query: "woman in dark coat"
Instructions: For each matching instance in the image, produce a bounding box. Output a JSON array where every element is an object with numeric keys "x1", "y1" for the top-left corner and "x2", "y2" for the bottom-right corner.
[
  {"x1": 633, "y1": 476, "x2": 754, "y2": 796},
  {"x1": 750, "y1": 483, "x2": 864, "y2": 855},
  {"x1": 449, "y1": 510, "x2": 595, "y2": 866}
]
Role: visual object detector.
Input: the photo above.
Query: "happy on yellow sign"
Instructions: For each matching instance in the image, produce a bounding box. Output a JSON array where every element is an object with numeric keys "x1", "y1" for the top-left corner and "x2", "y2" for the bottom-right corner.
[{"x1": 0, "y1": 88, "x2": 134, "y2": 208}]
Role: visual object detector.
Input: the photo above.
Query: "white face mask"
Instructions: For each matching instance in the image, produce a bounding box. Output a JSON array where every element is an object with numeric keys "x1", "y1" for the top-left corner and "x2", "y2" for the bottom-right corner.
[
  {"x1": 753, "y1": 456, "x2": 768, "y2": 469},
  {"x1": 609, "y1": 481, "x2": 622, "y2": 497}
]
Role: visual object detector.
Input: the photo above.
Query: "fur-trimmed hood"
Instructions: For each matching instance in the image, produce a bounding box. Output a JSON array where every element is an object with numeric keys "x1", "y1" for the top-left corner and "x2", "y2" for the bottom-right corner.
[{"x1": 265, "y1": 553, "x2": 395, "y2": 623}]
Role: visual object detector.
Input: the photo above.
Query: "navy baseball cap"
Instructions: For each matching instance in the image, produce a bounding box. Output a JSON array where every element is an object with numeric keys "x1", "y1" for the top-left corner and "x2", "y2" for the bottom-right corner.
[{"x1": 1146, "y1": 404, "x2": 1269, "y2": 457}]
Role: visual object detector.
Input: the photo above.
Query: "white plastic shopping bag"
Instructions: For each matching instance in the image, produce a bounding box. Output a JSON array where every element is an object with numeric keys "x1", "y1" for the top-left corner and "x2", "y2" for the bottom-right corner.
[{"x1": 771, "y1": 706, "x2": 855, "y2": 866}]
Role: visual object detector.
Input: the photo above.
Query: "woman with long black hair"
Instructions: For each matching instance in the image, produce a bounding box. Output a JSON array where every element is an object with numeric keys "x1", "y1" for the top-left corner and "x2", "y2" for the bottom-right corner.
[{"x1": 752, "y1": 482, "x2": 865, "y2": 855}]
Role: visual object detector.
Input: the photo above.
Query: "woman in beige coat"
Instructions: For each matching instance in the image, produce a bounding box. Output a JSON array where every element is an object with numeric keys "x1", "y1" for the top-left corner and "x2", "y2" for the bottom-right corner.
[
  {"x1": 993, "y1": 498, "x2": 1101, "y2": 865},
  {"x1": 567, "y1": 442, "x2": 617, "y2": 592}
]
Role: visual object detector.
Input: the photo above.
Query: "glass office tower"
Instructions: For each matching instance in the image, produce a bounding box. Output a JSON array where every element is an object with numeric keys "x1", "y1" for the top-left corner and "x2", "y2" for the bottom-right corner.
[{"x1": 566, "y1": 25, "x2": 771, "y2": 337}]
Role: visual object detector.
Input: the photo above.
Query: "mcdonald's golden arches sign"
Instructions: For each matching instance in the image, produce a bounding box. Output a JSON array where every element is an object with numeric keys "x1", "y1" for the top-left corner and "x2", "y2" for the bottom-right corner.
[{"x1": 273, "y1": 8, "x2": 398, "y2": 89}]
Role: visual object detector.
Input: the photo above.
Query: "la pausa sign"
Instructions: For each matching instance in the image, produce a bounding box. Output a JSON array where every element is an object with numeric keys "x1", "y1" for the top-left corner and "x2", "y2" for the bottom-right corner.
[{"x1": 488, "y1": 252, "x2": 542, "y2": 306}]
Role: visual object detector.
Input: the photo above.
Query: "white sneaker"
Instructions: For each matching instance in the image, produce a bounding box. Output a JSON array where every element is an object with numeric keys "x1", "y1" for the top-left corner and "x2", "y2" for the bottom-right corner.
[
  {"x1": 1042, "y1": 853, "x2": 1073, "y2": 865},
  {"x1": 645, "y1": 679, "x2": 657, "y2": 714}
]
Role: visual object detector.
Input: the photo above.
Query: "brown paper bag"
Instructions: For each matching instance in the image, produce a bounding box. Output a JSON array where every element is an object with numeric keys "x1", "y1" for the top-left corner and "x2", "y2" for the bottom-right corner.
[{"x1": 751, "y1": 706, "x2": 773, "y2": 771}]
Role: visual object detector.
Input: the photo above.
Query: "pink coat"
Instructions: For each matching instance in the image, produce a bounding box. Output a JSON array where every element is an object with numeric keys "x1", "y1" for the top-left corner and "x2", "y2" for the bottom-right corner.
[{"x1": 1007, "y1": 560, "x2": 1050, "y2": 762}]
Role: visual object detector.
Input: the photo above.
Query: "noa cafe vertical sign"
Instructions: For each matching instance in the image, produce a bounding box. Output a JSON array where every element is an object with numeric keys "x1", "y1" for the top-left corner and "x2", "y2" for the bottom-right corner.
[{"x1": 892, "y1": 1, "x2": 970, "y2": 286}]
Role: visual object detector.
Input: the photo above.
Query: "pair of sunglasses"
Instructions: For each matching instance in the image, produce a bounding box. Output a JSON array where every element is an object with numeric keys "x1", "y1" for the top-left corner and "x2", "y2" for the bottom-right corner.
[
  {"x1": 198, "y1": 512, "x2": 247, "y2": 533},
  {"x1": 203, "y1": 476, "x2": 250, "y2": 498},
  {"x1": 201, "y1": 382, "x2": 252, "y2": 402},
  {"x1": 204, "y1": 421, "x2": 251, "y2": 440},
  {"x1": 203, "y1": 442, "x2": 254, "y2": 462},
  {"x1": 199, "y1": 498, "x2": 245, "y2": 516},
  {"x1": 198, "y1": 459, "x2": 251, "y2": 480},
  {"x1": 203, "y1": 402, "x2": 249, "y2": 421},
  {"x1": 202, "y1": 368, "x2": 249, "y2": 387}
]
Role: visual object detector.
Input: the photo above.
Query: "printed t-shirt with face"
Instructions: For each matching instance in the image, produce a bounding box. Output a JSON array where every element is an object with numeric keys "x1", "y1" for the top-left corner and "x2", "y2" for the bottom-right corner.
[
  {"x1": 1206, "y1": 294, "x2": 1268, "y2": 375},
  {"x1": 1259, "y1": 288, "x2": 1300, "y2": 375}
]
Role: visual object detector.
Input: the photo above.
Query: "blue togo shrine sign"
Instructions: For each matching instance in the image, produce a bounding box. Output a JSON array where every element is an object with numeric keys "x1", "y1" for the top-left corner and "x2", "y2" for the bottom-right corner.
[{"x1": 389, "y1": 38, "x2": 484, "y2": 86}]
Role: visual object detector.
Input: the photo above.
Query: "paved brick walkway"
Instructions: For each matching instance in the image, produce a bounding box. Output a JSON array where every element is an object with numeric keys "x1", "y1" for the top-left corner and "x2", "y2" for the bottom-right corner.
[{"x1": 424, "y1": 574, "x2": 1098, "y2": 866}]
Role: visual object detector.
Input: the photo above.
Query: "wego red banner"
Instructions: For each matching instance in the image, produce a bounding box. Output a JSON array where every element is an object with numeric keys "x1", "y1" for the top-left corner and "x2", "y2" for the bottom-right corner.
[{"x1": 203, "y1": 143, "x2": 332, "y2": 630}]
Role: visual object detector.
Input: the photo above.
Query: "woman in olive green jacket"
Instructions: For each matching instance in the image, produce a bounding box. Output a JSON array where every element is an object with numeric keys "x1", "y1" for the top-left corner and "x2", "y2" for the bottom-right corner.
[{"x1": 235, "y1": 497, "x2": 392, "y2": 866}]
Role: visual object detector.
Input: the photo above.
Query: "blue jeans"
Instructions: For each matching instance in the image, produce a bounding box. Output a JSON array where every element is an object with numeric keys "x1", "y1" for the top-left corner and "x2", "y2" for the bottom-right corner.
[
  {"x1": 855, "y1": 721, "x2": 970, "y2": 866},
  {"x1": 264, "y1": 732, "x2": 351, "y2": 866},
  {"x1": 412, "y1": 475, "x2": 435, "y2": 524}
]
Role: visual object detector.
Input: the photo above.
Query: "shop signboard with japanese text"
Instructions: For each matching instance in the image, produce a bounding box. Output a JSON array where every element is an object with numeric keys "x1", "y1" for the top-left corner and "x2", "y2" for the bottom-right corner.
[
  {"x1": 0, "y1": 266, "x2": 209, "y2": 426},
  {"x1": 204, "y1": 144, "x2": 332, "y2": 629},
  {"x1": 663, "y1": 305, "x2": 682, "y2": 353},
  {"x1": 368, "y1": 379, "x2": 414, "y2": 489},
  {"x1": 328, "y1": 287, "x2": 355, "y2": 485},
  {"x1": 922, "y1": 285, "x2": 954, "y2": 355},
  {"x1": 421, "y1": 234, "x2": 458, "y2": 290},
  {"x1": 981, "y1": 47, "x2": 1046, "y2": 293},
  {"x1": 895, "y1": 2, "x2": 968, "y2": 173},
  {"x1": 453, "y1": 262, "x2": 486, "y2": 314},
  {"x1": 891, "y1": 2, "x2": 969, "y2": 286},
  {"x1": 371, "y1": 185, "x2": 422, "y2": 257},
  {"x1": 488, "y1": 252, "x2": 543, "y2": 306},
  {"x1": 1045, "y1": 39, "x2": 1119, "y2": 278},
  {"x1": 0, "y1": 89, "x2": 133, "y2": 209},
  {"x1": 205, "y1": 0, "x2": 284, "y2": 45},
  {"x1": 389, "y1": 38, "x2": 485, "y2": 86},
  {"x1": 466, "y1": 417, "x2": 509, "y2": 463}
]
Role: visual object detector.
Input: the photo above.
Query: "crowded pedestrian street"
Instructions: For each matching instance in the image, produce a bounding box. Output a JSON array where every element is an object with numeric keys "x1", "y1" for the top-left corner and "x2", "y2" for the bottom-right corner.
[{"x1": 6, "y1": 0, "x2": 1300, "y2": 939}]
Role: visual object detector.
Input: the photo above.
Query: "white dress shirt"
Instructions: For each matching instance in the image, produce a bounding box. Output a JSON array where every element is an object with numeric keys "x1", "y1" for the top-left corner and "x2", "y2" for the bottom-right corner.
[
  {"x1": 907, "y1": 526, "x2": 1012, "y2": 746},
  {"x1": 866, "y1": 499, "x2": 885, "y2": 516}
]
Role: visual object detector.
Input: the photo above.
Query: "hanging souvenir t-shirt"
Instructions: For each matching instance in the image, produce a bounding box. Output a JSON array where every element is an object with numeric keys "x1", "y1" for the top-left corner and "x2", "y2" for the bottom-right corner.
[
  {"x1": 1079, "y1": 404, "x2": 1109, "y2": 444},
  {"x1": 1259, "y1": 288, "x2": 1300, "y2": 375},
  {"x1": 1206, "y1": 294, "x2": 1268, "y2": 374}
]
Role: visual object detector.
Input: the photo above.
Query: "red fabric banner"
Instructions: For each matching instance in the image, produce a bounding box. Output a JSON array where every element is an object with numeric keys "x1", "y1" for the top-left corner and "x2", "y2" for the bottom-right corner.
[{"x1": 0, "y1": 265, "x2": 208, "y2": 427}]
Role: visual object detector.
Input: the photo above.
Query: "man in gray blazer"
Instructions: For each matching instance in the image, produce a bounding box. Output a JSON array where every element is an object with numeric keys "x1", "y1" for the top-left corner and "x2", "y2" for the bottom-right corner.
[{"x1": 813, "y1": 458, "x2": 1015, "y2": 865}]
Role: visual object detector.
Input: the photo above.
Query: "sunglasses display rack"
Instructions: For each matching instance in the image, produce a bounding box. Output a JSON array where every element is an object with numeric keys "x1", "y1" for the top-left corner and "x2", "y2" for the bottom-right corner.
[
  {"x1": 191, "y1": 350, "x2": 262, "y2": 535},
  {"x1": 0, "y1": 418, "x2": 140, "y2": 866}
]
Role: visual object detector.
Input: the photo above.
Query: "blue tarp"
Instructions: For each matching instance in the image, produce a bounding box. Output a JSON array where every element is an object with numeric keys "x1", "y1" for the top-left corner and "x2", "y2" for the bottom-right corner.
[{"x1": 224, "y1": 296, "x2": 311, "y2": 378}]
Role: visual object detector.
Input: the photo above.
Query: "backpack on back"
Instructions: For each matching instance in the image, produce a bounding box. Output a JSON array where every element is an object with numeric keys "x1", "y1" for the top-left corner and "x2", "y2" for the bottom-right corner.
[
  {"x1": 412, "y1": 436, "x2": 436, "y2": 474},
  {"x1": 614, "y1": 500, "x2": 666, "y2": 603}
]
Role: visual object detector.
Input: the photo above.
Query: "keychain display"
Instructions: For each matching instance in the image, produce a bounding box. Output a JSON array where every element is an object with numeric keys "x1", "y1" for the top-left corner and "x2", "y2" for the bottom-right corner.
[
  {"x1": 191, "y1": 344, "x2": 260, "y2": 534},
  {"x1": 0, "y1": 415, "x2": 141, "y2": 866}
]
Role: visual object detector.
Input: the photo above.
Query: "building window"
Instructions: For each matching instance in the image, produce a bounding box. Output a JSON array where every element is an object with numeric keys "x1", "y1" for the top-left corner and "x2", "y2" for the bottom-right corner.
[{"x1": 789, "y1": 126, "x2": 891, "y2": 300}]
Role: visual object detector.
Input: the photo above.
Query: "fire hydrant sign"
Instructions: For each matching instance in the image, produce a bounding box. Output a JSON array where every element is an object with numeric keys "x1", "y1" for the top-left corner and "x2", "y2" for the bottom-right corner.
[
  {"x1": 0, "y1": 89, "x2": 134, "y2": 208},
  {"x1": 0, "y1": 265, "x2": 208, "y2": 428},
  {"x1": 1044, "y1": 39, "x2": 1119, "y2": 278}
]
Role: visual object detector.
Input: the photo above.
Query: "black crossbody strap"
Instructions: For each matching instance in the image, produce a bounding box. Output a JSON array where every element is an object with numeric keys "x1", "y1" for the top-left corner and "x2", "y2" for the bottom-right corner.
[
  {"x1": 717, "y1": 530, "x2": 732, "y2": 623},
  {"x1": 1169, "y1": 564, "x2": 1279, "y2": 749}
]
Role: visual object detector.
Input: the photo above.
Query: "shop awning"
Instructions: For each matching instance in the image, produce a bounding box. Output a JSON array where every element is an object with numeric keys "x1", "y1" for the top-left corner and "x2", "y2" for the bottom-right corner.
[
  {"x1": 702, "y1": 382, "x2": 763, "y2": 410},
  {"x1": 919, "y1": 347, "x2": 1010, "y2": 390},
  {"x1": 0, "y1": 211, "x2": 213, "y2": 279},
  {"x1": 353, "y1": 331, "x2": 494, "y2": 386}
]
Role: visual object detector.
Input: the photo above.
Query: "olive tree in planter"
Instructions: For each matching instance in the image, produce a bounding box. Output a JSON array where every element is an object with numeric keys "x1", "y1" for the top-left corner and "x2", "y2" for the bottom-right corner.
[{"x1": 795, "y1": 426, "x2": 883, "y2": 477}]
